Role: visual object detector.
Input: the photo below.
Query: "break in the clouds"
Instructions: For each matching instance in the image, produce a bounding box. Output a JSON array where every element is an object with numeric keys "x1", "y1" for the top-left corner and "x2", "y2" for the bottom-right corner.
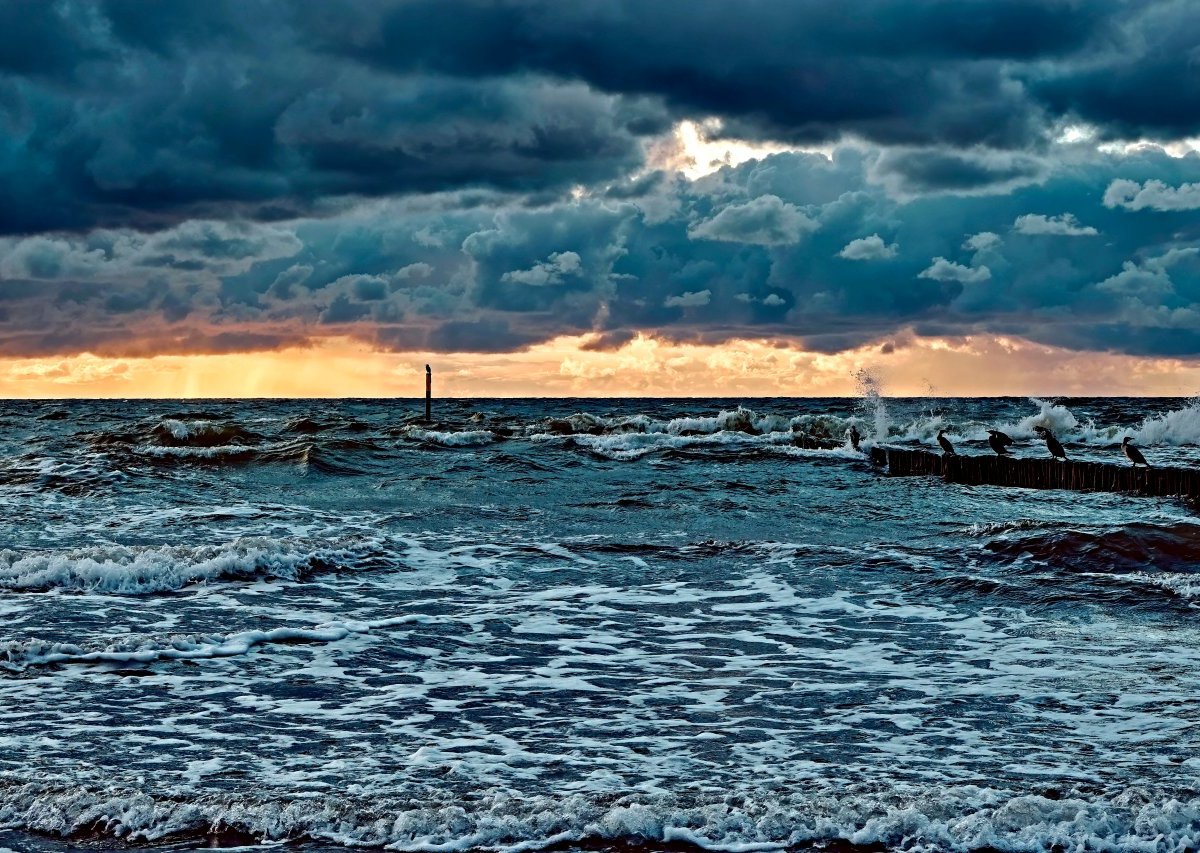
[{"x1": 1, "y1": 0, "x2": 1200, "y2": 364}]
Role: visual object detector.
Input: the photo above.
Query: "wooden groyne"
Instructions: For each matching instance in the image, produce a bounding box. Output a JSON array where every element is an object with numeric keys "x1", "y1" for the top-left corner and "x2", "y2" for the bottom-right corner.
[{"x1": 870, "y1": 446, "x2": 1200, "y2": 498}]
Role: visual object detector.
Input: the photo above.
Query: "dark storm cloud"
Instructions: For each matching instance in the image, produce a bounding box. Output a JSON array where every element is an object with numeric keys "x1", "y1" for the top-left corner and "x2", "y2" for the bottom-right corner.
[
  {"x1": 872, "y1": 149, "x2": 1046, "y2": 195},
  {"x1": 4, "y1": 0, "x2": 1200, "y2": 362},
  {"x1": 8, "y1": 143, "x2": 1200, "y2": 359},
  {"x1": 2, "y1": 0, "x2": 1196, "y2": 237},
  {"x1": 1032, "y1": 1, "x2": 1200, "y2": 141},
  {"x1": 308, "y1": 0, "x2": 1103, "y2": 148},
  {"x1": 0, "y1": 2, "x2": 653, "y2": 235}
]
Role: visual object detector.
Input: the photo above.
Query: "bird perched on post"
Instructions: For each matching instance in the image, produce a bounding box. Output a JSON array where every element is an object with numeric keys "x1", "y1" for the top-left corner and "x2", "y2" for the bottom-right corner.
[
  {"x1": 1033, "y1": 425, "x2": 1067, "y2": 460},
  {"x1": 936, "y1": 428, "x2": 956, "y2": 456},
  {"x1": 1122, "y1": 435, "x2": 1149, "y2": 467},
  {"x1": 987, "y1": 429, "x2": 1014, "y2": 456}
]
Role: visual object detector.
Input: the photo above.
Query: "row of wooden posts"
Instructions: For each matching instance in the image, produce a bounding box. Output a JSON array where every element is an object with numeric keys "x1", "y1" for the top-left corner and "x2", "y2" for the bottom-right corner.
[{"x1": 871, "y1": 446, "x2": 1200, "y2": 499}]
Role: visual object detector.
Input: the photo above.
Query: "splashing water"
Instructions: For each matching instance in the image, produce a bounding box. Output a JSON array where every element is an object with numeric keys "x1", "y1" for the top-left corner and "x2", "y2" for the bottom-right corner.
[
  {"x1": 854, "y1": 367, "x2": 891, "y2": 442},
  {"x1": 1134, "y1": 396, "x2": 1200, "y2": 446}
]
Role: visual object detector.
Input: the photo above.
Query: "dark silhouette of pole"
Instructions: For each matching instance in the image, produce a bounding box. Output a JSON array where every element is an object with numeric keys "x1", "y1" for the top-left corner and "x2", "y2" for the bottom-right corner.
[{"x1": 424, "y1": 364, "x2": 431, "y2": 422}]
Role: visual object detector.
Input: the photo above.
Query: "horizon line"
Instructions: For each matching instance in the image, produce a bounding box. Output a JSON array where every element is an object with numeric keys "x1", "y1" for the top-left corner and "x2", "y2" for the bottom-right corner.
[{"x1": 0, "y1": 393, "x2": 1193, "y2": 402}]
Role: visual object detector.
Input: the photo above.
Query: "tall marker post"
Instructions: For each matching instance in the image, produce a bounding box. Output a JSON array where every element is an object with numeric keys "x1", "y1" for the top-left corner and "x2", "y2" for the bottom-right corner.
[{"x1": 425, "y1": 364, "x2": 432, "y2": 422}]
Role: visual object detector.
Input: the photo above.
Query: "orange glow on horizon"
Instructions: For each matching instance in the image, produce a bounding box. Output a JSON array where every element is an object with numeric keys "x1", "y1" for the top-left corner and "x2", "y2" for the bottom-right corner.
[{"x1": 1, "y1": 333, "x2": 1199, "y2": 399}]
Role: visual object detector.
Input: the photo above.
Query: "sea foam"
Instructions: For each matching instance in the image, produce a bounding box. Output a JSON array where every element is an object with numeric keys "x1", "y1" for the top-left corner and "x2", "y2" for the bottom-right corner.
[{"x1": 0, "y1": 537, "x2": 376, "y2": 594}]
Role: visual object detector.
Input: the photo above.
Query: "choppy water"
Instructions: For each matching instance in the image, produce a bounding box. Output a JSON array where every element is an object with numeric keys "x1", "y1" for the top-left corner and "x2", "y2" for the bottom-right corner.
[{"x1": 3, "y1": 396, "x2": 1200, "y2": 853}]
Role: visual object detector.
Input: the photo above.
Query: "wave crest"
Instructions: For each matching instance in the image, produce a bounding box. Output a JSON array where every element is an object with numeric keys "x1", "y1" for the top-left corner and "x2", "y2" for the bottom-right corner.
[
  {"x1": 0, "y1": 783, "x2": 1197, "y2": 852},
  {"x1": 0, "y1": 537, "x2": 377, "y2": 594}
]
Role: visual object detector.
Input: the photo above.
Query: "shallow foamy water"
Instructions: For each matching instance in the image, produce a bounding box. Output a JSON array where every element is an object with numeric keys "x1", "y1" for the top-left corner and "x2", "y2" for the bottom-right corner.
[{"x1": 2, "y1": 397, "x2": 1200, "y2": 852}]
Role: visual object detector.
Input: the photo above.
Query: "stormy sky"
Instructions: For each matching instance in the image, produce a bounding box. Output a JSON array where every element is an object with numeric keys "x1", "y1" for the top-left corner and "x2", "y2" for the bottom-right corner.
[{"x1": 3, "y1": 0, "x2": 1200, "y2": 383}]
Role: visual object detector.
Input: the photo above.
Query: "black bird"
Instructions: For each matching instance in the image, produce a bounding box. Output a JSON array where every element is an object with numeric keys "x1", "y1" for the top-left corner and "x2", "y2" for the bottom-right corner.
[
  {"x1": 1034, "y1": 425, "x2": 1067, "y2": 460},
  {"x1": 936, "y1": 428, "x2": 956, "y2": 456},
  {"x1": 847, "y1": 424, "x2": 862, "y2": 451},
  {"x1": 1122, "y1": 435, "x2": 1150, "y2": 467},
  {"x1": 987, "y1": 429, "x2": 1014, "y2": 456}
]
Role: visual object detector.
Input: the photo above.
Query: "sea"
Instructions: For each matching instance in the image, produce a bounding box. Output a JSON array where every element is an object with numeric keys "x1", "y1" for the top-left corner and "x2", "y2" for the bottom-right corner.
[{"x1": 2, "y1": 396, "x2": 1200, "y2": 852}]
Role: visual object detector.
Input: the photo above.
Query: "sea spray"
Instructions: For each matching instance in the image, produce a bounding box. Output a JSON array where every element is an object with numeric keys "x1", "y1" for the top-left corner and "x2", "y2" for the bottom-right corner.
[
  {"x1": 1134, "y1": 396, "x2": 1200, "y2": 445},
  {"x1": 854, "y1": 368, "x2": 891, "y2": 442}
]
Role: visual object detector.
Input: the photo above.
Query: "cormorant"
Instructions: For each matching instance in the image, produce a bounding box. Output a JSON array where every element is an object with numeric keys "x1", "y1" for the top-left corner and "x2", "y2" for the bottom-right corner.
[
  {"x1": 1122, "y1": 435, "x2": 1149, "y2": 467},
  {"x1": 847, "y1": 424, "x2": 862, "y2": 451},
  {"x1": 987, "y1": 429, "x2": 1014, "y2": 456},
  {"x1": 936, "y1": 428, "x2": 956, "y2": 456},
  {"x1": 1034, "y1": 425, "x2": 1067, "y2": 460}
]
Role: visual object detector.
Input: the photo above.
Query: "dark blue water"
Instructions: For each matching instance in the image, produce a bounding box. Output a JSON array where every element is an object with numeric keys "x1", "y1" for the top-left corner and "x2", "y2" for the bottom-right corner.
[{"x1": 2, "y1": 397, "x2": 1200, "y2": 852}]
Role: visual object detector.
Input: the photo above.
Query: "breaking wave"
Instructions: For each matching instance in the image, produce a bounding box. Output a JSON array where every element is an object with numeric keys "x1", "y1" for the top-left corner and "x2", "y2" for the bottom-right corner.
[
  {"x1": 0, "y1": 615, "x2": 429, "y2": 673},
  {"x1": 0, "y1": 783, "x2": 1197, "y2": 852},
  {"x1": 980, "y1": 521, "x2": 1200, "y2": 575},
  {"x1": 0, "y1": 537, "x2": 380, "y2": 594}
]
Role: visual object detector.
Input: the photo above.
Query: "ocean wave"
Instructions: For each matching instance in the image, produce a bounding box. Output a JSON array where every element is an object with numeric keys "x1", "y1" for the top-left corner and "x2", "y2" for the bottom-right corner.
[
  {"x1": 1132, "y1": 399, "x2": 1200, "y2": 446},
  {"x1": 540, "y1": 429, "x2": 858, "y2": 461},
  {"x1": 403, "y1": 427, "x2": 500, "y2": 447},
  {"x1": 982, "y1": 521, "x2": 1200, "y2": 575},
  {"x1": 895, "y1": 397, "x2": 1200, "y2": 449},
  {"x1": 541, "y1": 408, "x2": 865, "y2": 442},
  {"x1": 0, "y1": 783, "x2": 1197, "y2": 852},
  {"x1": 0, "y1": 614, "x2": 428, "y2": 673},
  {"x1": 0, "y1": 456, "x2": 124, "y2": 496},
  {"x1": 132, "y1": 439, "x2": 321, "y2": 470},
  {"x1": 151, "y1": 419, "x2": 261, "y2": 448},
  {"x1": 0, "y1": 537, "x2": 379, "y2": 594}
]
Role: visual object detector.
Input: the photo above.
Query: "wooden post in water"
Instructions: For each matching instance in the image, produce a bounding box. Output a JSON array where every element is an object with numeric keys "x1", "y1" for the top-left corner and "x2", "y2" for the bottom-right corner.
[{"x1": 424, "y1": 364, "x2": 432, "y2": 422}]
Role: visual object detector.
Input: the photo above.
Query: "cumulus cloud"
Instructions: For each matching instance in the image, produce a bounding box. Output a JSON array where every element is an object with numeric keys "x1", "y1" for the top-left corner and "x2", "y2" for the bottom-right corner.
[
  {"x1": 1104, "y1": 179, "x2": 1200, "y2": 211},
  {"x1": 4, "y1": 140, "x2": 1200, "y2": 360},
  {"x1": 664, "y1": 290, "x2": 712, "y2": 308},
  {"x1": 5, "y1": 2, "x2": 1200, "y2": 365},
  {"x1": 687, "y1": 195, "x2": 817, "y2": 245},
  {"x1": 963, "y1": 232, "x2": 1003, "y2": 252},
  {"x1": 501, "y1": 251, "x2": 583, "y2": 286},
  {"x1": 1013, "y1": 213, "x2": 1099, "y2": 236},
  {"x1": 838, "y1": 234, "x2": 898, "y2": 260},
  {"x1": 919, "y1": 258, "x2": 992, "y2": 283}
]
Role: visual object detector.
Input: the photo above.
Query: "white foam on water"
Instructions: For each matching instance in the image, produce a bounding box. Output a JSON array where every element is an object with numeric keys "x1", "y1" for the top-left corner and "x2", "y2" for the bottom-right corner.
[
  {"x1": 544, "y1": 430, "x2": 801, "y2": 461},
  {"x1": 1, "y1": 783, "x2": 1198, "y2": 852},
  {"x1": 136, "y1": 443, "x2": 260, "y2": 458},
  {"x1": 404, "y1": 428, "x2": 498, "y2": 447},
  {"x1": 1126, "y1": 571, "x2": 1200, "y2": 601},
  {"x1": 546, "y1": 408, "x2": 850, "y2": 442},
  {"x1": 0, "y1": 614, "x2": 429, "y2": 672},
  {"x1": 0, "y1": 537, "x2": 377, "y2": 594},
  {"x1": 1132, "y1": 399, "x2": 1200, "y2": 446},
  {"x1": 157, "y1": 418, "x2": 198, "y2": 440}
]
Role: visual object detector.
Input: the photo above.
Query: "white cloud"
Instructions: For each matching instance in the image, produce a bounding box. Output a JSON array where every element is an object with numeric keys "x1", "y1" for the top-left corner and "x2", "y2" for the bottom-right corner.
[
  {"x1": 1013, "y1": 213, "x2": 1098, "y2": 236},
  {"x1": 501, "y1": 251, "x2": 582, "y2": 286},
  {"x1": 1104, "y1": 179, "x2": 1200, "y2": 211},
  {"x1": 687, "y1": 194, "x2": 817, "y2": 245},
  {"x1": 1096, "y1": 248, "x2": 1198, "y2": 298},
  {"x1": 762, "y1": 293, "x2": 786, "y2": 306},
  {"x1": 0, "y1": 221, "x2": 301, "y2": 282},
  {"x1": 396, "y1": 262, "x2": 434, "y2": 280},
  {"x1": 918, "y1": 257, "x2": 992, "y2": 284},
  {"x1": 838, "y1": 234, "x2": 898, "y2": 260},
  {"x1": 963, "y1": 231, "x2": 1002, "y2": 252},
  {"x1": 664, "y1": 289, "x2": 712, "y2": 308}
]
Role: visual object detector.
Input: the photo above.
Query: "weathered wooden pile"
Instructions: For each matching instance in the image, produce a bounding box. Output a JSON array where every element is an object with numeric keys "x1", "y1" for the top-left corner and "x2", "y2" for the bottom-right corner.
[{"x1": 870, "y1": 446, "x2": 1200, "y2": 498}]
